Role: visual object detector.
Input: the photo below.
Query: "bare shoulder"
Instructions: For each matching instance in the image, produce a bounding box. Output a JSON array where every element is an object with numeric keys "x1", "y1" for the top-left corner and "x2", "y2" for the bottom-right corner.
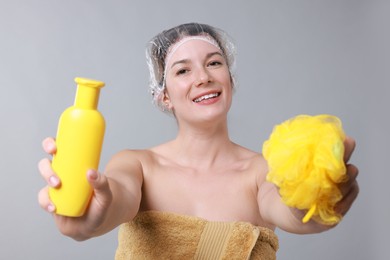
[
  {"x1": 232, "y1": 143, "x2": 268, "y2": 176},
  {"x1": 103, "y1": 150, "x2": 154, "y2": 186},
  {"x1": 105, "y1": 149, "x2": 156, "y2": 173}
]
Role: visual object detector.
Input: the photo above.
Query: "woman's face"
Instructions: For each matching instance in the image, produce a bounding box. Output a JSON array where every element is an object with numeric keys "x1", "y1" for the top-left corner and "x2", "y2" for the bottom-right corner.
[{"x1": 164, "y1": 38, "x2": 233, "y2": 125}]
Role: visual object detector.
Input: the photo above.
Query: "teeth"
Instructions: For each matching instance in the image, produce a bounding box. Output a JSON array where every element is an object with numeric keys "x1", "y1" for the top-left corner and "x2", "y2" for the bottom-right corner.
[{"x1": 194, "y1": 93, "x2": 219, "y2": 103}]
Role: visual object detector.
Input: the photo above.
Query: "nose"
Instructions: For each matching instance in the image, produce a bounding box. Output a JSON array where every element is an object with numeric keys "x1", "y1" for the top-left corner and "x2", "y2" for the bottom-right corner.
[{"x1": 193, "y1": 67, "x2": 211, "y2": 87}]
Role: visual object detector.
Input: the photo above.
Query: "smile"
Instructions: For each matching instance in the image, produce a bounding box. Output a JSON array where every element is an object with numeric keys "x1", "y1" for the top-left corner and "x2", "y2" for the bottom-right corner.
[{"x1": 193, "y1": 92, "x2": 221, "y2": 103}]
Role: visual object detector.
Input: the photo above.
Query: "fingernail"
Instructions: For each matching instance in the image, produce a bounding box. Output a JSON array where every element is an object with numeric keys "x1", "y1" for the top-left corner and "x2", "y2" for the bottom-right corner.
[
  {"x1": 47, "y1": 142, "x2": 54, "y2": 150},
  {"x1": 87, "y1": 170, "x2": 98, "y2": 181},
  {"x1": 49, "y1": 176, "x2": 59, "y2": 187},
  {"x1": 47, "y1": 203, "x2": 55, "y2": 213},
  {"x1": 44, "y1": 140, "x2": 55, "y2": 151}
]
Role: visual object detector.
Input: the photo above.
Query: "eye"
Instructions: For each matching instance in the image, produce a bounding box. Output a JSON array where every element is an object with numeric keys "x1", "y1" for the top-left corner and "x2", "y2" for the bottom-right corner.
[
  {"x1": 208, "y1": 60, "x2": 223, "y2": 67},
  {"x1": 176, "y1": 68, "x2": 189, "y2": 75}
]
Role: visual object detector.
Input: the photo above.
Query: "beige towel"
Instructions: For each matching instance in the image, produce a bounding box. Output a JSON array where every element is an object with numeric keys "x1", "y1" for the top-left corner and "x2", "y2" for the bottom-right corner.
[{"x1": 115, "y1": 211, "x2": 278, "y2": 260}]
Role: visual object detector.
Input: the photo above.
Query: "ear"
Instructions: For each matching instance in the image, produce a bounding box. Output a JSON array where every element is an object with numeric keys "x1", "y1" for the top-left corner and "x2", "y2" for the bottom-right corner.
[{"x1": 162, "y1": 91, "x2": 173, "y2": 110}]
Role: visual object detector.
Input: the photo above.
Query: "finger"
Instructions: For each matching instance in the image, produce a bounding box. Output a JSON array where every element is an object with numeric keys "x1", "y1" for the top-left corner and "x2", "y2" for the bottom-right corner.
[
  {"x1": 87, "y1": 170, "x2": 112, "y2": 206},
  {"x1": 38, "y1": 158, "x2": 61, "y2": 188},
  {"x1": 42, "y1": 137, "x2": 57, "y2": 155},
  {"x1": 343, "y1": 136, "x2": 356, "y2": 163},
  {"x1": 347, "y1": 163, "x2": 359, "y2": 180},
  {"x1": 334, "y1": 181, "x2": 359, "y2": 216},
  {"x1": 338, "y1": 164, "x2": 359, "y2": 196},
  {"x1": 38, "y1": 186, "x2": 56, "y2": 213}
]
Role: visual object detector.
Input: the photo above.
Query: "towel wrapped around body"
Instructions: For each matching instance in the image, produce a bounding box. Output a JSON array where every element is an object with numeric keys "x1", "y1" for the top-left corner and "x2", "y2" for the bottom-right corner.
[{"x1": 115, "y1": 211, "x2": 278, "y2": 260}]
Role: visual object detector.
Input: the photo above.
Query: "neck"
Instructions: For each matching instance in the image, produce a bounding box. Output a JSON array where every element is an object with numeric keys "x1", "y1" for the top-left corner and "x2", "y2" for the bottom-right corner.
[{"x1": 171, "y1": 119, "x2": 234, "y2": 169}]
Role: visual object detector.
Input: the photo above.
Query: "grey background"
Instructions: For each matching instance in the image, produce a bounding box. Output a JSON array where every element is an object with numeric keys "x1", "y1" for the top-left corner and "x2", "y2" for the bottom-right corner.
[{"x1": 0, "y1": 0, "x2": 388, "y2": 259}]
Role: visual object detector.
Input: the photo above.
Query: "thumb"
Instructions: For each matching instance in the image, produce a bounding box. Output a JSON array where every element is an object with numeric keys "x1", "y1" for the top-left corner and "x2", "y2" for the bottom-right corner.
[
  {"x1": 87, "y1": 169, "x2": 112, "y2": 206},
  {"x1": 343, "y1": 136, "x2": 356, "y2": 163}
]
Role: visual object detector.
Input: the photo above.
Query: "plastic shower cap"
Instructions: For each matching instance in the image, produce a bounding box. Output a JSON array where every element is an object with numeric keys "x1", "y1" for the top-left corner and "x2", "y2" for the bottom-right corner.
[
  {"x1": 262, "y1": 114, "x2": 348, "y2": 225},
  {"x1": 146, "y1": 22, "x2": 236, "y2": 112}
]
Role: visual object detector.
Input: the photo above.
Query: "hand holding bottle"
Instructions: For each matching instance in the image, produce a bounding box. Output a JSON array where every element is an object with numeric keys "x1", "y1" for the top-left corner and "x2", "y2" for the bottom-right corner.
[{"x1": 38, "y1": 137, "x2": 113, "y2": 241}]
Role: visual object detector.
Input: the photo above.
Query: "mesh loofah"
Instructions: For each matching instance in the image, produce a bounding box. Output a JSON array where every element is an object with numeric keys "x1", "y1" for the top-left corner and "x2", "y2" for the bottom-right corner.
[{"x1": 262, "y1": 114, "x2": 348, "y2": 225}]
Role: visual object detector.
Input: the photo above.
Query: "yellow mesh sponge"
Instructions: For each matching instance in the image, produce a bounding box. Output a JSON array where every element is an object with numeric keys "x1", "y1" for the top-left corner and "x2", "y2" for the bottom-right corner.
[{"x1": 262, "y1": 114, "x2": 348, "y2": 225}]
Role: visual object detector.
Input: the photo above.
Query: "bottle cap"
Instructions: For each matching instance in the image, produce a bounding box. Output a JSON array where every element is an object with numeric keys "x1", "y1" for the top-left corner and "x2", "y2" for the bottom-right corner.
[{"x1": 75, "y1": 77, "x2": 105, "y2": 89}]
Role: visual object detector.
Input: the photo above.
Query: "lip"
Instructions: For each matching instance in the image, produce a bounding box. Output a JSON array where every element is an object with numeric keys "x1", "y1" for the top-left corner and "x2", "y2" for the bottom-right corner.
[{"x1": 192, "y1": 90, "x2": 222, "y2": 103}]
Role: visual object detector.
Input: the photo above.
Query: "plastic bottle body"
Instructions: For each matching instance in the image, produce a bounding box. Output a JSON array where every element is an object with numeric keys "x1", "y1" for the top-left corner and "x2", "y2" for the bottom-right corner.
[{"x1": 49, "y1": 78, "x2": 105, "y2": 217}]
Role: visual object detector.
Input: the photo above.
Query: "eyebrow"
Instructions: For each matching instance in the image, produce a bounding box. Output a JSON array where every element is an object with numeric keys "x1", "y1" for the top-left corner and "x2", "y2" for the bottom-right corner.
[{"x1": 170, "y1": 51, "x2": 223, "y2": 69}]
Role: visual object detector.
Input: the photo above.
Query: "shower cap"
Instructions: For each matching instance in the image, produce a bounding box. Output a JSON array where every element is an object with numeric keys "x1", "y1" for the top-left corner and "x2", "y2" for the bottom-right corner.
[
  {"x1": 146, "y1": 23, "x2": 236, "y2": 112},
  {"x1": 262, "y1": 114, "x2": 348, "y2": 225}
]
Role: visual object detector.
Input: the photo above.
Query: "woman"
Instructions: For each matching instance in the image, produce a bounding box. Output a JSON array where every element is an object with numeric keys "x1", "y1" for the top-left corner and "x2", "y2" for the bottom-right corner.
[{"x1": 38, "y1": 23, "x2": 359, "y2": 259}]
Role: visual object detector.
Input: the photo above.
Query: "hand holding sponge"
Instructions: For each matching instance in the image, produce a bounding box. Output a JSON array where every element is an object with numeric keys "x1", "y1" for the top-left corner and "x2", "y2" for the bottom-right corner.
[{"x1": 263, "y1": 114, "x2": 348, "y2": 225}]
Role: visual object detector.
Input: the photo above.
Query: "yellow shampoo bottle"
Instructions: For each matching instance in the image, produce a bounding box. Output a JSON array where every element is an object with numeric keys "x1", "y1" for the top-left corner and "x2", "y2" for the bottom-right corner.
[{"x1": 50, "y1": 77, "x2": 106, "y2": 217}]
